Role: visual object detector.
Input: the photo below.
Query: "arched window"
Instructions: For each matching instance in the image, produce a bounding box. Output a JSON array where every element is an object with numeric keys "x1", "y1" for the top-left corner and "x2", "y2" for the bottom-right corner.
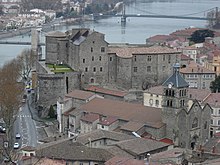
[
  {"x1": 90, "y1": 78, "x2": 94, "y2": 83},
  {"x1": 166, "y1": 89, "x2": 168, "y2": 96},
  {"x1": 192, "y1": 117, "x2": 198, "y2": 128}
]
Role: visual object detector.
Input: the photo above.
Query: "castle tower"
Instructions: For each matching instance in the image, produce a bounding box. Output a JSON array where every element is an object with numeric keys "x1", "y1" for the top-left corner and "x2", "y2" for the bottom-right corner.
[{"x1": 162, "y1": 63, "x2": 189, "y2": 143}]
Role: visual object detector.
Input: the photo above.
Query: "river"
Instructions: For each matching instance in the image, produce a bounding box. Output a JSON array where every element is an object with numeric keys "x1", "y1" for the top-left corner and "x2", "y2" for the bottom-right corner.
[{"x1": 0, "y1": 0, "x2": 220, "y2": 67}]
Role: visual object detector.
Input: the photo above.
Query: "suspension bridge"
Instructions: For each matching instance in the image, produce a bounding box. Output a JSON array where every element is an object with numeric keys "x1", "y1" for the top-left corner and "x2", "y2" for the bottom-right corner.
[{"x1": 93, "y1": 5, "x2": 219, "y2": 23}]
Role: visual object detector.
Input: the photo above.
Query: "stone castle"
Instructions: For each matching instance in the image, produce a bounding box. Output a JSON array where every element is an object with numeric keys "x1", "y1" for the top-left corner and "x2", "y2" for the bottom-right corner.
[{"x1": 36, "y1": 28, "x2": 180, "y2": 114}]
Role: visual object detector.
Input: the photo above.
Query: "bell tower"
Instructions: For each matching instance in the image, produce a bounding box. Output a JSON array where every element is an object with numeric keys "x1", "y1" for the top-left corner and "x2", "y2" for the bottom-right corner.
[{"x1": 162, "y1": 63, "x2": 189, "y2": 142}]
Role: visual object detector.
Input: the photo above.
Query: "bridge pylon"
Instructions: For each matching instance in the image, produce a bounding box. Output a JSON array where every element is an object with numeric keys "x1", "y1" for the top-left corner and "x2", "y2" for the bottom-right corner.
[{"x1": 121, "y1": 2, "x2": 126, "y2": 23}]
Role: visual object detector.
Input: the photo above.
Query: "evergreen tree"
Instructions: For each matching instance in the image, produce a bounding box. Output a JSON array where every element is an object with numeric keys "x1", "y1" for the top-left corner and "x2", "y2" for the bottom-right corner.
[
  {"x1": 210, "y1": 75, "x2": 220, "y2": 93},
  {"x1": 189, "y1": 29, "x2": 214, "y2": 43},
  {"x1": 48, "y1": 105, "x2": 56, "y2": 118}
]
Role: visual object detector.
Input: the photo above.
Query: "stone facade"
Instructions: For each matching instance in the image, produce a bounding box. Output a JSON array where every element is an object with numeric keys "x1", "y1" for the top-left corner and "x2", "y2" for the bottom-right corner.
[{"x1": 44, "y1": 28, "x2": 181, "y2": 90}]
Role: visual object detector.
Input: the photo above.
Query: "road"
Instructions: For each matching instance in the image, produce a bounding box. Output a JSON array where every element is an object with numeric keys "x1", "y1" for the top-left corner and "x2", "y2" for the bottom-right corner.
[{"x1": 14, "y1": 97, "x2": 38, "y2": 148}]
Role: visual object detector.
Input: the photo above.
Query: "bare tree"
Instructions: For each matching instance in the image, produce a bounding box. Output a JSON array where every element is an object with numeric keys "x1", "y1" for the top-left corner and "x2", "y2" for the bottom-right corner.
[
  {"x1": 0, "y1": 59, "x2": 23, "y2": 162},
  {"x1": 16, "y1": 48, "x2": 35, "y2": 82}
]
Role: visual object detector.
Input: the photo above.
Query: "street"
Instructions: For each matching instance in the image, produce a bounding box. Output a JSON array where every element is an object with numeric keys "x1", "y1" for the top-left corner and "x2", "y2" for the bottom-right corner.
[{"x1": 14, "y1": 96, "x2": 38, "y2": 148}]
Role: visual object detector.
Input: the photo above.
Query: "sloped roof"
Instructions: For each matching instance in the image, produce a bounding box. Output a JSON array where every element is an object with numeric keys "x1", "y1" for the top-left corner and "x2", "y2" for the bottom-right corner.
[
  {"x1": 78, "y1": 98, "x2": 163, "y2": 128},
  {"x1": 76, "y1": 129, "x2": 135, "y2": 145},
  {"x1": 111, "y1": 138, "x2": 170, "y2": 155},
  {"x1": 46, "y1": 31, "x2": 66, "y2": 37},
  {"x1": 108, "y1": 46, "x2": 181, "y2": 58},
  {"x1": 65, "y1": 89, "x2": 95, "y2": 100},
  {"x1": 202, "y1": 93, "x2": 220, "y2": 107},
  {"x1": 80, "y1": 113, "x2": 99, "y2": 123},
  {"x1": 35, "y1": 139, "x2": 113, "y2": 161},
  {"x1": 86, "y1": 85, "x2": 128, "y2": 97},
  {"x1": 162, "y1": 64, "x2": 189, "y2": 88},
  {"x1": 105, "y1": 156, "x2": 145, "y2": 165},
  {"x1": 180, "y1": 61, "x2": 215, "y2": 74}
]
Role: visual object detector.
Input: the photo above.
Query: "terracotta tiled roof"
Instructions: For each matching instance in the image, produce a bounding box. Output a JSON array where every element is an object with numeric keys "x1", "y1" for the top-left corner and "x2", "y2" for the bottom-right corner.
[
  {"x1": 202, "y1": 93, "x2": 220, "y2": 107},
  {"x1": 180, "y1": 61, "x2": 215, "y2": 74},
  {"x1": 85, "y1": 85, "x2": 128, "y2": 97},
  {"x1": 181, "y1": 54, "x2": 193, "y2": 60},
  {"x1": 105, "y1": 156, "x2": 145, "y2": 165},
  {"x1": 150, "y1": 147, "x2": 185, "y2": 160},
  {"x1": 145, "y1": 85, "x2": 163, "y2": 95},
  {"x1": 79, "y1": 98, "x2": 163, "y2": 128},
  {"x1": 159, "y1": 138, "x2": 174, "y2": 145},
  {"x1": 63, "y1": 108, "x2": 75, "y2": 116},
  {"x1": 80, "y1": 113, "x2": 99, "y2": 123},
  {"x1": 188, "y1": 88, "x2": 211, "y2": 102},
  {"x1": 108, "y1": 46, "x2": 180, "y2": 58},
  {"x1": 111, "y1": 138, "x2": 170, "y2": 155},
  {"x1": 76, "y1": 129, "x2": 135, "y2": 145},
  {"x1": 65, "y1": 89, "x2": 95, "y2": 100},
  {"x1": 120, "y1": 121, "x2": 144, "y2": 132},
  {"x1": 170, "y1": 28, "x2": 202, "y2": 37},
  {"x1": 35, "y1": 139, "x2": 113, "y2": 162},
  {"x1": 146, "y1": 35, "x2": 178, "y2": 42},
  {"x1": 99, "y1": 116, "x2": 118, "y2": 126}
]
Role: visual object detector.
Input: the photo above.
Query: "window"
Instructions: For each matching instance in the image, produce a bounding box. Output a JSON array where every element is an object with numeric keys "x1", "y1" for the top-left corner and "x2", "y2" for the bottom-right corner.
[
  {"x1": 134, "y1": 56, "x2": 137, "y2": 61},
  {"x1": 211, "y1": 119, "x2": 213, "y2": 125},
  {"x1": 85, "y1": 67, "x2": 88, "y2": 72},
  {"x1": 211, "y1": 109, "x2": 213, "y2": 114},
  {"x1": 100, "y1": 67, "x2": 103, "y2": 72},
  {"x1": 82, "y1": 59, "x2": 85, "y2": 63},
  {"x1": 147, "y1": 66, "x2": 151, "y2": 72},
  {"x1": 168, "y1": 55, "x2": 171, "y2": 63},
  {"x1": 218, "y1": 120, "x2": 220, "y2": 126},
  {"x1": 110, "y1": 57, "x2": 112, "y2": 61},
  {"x1": 163, "y1": 66, "x2": 165, "y2": 71},
  {"x1": 92, "y1": 56, "x2": 94, "y2": 61},
  {"x1": 149, "y1": 99, "x2": 153, "y2": 105},
  {"x1": 192, "y1": 117, "x2": 198, "y2": 128},
  {"x1": 91, "y1": 47, "x2": 93, "y2": 52},
  {"x1": 99, "y1": 56, "x2": 102, "y2": 61},
  {"x1": 155, "y1": 100, "x2": 159, "y2": 106},
  {"x1": 93, "y1": 67, "x2": 96, "y2": 72},
  {"x1": 101, "y1": 125, "x2": 104, "y2": 129},
  {"x1": 204, "y1": 121, "x2": 207, "y2": 129},
  {"x1": 101, "y1": 47, "x2": 105, "y2": 52},
  {"x1": 147, "y1": 55, "x2": 152, "y2": 61},
  {"x1": 134, "y1": 67, "x2": 137, "y2": 72},
  {"x1": 163, "y1": 55, "x2": 165, "y2": 61}
]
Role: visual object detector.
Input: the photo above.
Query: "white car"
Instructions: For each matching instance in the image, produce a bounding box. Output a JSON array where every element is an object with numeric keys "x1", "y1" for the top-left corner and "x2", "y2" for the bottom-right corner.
[
  {"x1": 13, "y1": 142, "x2": 19, "y2": 149},
  {"x1": 15, "y1": 133, "x2": 21, "y2": 139}
]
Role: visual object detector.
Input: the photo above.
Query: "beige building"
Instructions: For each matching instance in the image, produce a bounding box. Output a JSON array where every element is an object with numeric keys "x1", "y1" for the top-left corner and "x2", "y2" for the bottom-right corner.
[{"x1": 180, "y1": 61, "x2": 215, "y2": 90}]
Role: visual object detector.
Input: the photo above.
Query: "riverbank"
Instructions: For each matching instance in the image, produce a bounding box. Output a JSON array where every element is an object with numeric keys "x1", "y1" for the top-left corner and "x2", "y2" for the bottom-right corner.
[{"x1": 0, "y1": 27, "x2": 32, "y2": 40}]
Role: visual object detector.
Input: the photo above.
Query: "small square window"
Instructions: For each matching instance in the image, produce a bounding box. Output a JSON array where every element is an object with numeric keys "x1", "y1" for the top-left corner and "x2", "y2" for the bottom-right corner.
[
  {"x1": 133, "y1": 67, "x2": 137, "y2": 72},
  {"x1": 101, "y1": 47, "x2": 105, "y2": 52}
]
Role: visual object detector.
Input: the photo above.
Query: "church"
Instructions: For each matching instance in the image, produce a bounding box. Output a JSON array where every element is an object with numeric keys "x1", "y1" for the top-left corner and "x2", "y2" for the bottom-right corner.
[{"x1": 161, "y1": 63, "x2": 211, "y2": 149}]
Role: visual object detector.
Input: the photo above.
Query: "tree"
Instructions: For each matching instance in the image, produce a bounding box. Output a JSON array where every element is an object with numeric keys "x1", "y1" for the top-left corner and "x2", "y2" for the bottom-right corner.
[
  {"x1": 16, "y1": 49, "x2": 35, "y2": 82},
  {"x1": 189, "y1": 29, "x2": 214, "y2": 43},
  {"x1": 210, "y1": 75, "x2": 220, "y2": 93},
  {"x1": 48, "y1": 105, "x2": 55, "y2": 118},
  {"x1": 0, "y1": 59, "x2": 23, "y2": 162}
]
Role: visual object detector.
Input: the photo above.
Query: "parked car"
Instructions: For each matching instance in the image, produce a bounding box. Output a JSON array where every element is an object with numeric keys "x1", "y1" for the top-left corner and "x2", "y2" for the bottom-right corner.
[
  {"x1": 15, "y1": 133, "x2": 21, "y2": 139},
  {"x1": 13, "y1": 142, "x2": 19, "y2": 149},
  {"x1": 0, "y1": 126, "x2": 6, "y2": 133}
]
